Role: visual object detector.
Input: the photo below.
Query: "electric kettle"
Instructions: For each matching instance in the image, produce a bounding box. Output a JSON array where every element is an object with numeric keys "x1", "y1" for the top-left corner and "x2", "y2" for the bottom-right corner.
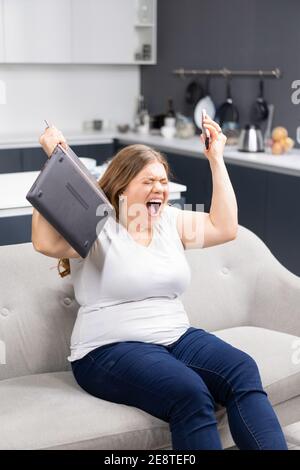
[{"x1": 238, "y1": 124, "x2": 264, "y2": 152}]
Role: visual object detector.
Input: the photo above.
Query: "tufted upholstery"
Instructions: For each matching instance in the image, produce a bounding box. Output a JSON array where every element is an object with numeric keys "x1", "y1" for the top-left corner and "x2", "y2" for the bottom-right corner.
[
  {"x1": 0, "y1": 243, "x2": 77, "y2": 381},
  {"x1": 0, "y1": 224, "x2": 300, "y2": 449}
]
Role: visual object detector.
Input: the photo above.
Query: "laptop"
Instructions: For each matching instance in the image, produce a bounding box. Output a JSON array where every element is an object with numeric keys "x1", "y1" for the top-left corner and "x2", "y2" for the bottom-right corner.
[{"x1": 26, "y1": 144, "x2": 114, "y2": 258}]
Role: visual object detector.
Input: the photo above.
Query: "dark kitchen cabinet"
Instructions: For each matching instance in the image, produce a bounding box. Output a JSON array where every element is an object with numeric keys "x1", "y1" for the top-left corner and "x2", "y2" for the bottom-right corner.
[
  {"x1": 22, "y1": 147, "x2": 47, "y2": 171},
  {"x1": 0, "y1": 148, "x2": 23, "y2": 173},
  {"x1": 164, "y1": 156, "x2": 269, "y2": 241},
  {"x1": 265, "y1": 172, "x2": 300, "y2": 276},
  {"x1": 22, "y1": 143, "x2": 115, "y2": 171},
  {"x1": 165, "y1": 153, "x2": 211, "y2": 212},
  {"x1": 0, "y1": 143, "x2": 115, "y2": 174},
  {"x1": 221, "y1": 163, "x2": 300, "y2": 276},
  {"x1": 71, "y1": 143, "x2": 114, "y2": 165},
  {"x1": 225, "y1": 163, "x2": 268, "y2": 241},
  {"x1": 163, "y1": 157, "x2": 269, "y2": 242},
  {"x1": 0, "y1": 215, "x2": 32, "y2": 245}
]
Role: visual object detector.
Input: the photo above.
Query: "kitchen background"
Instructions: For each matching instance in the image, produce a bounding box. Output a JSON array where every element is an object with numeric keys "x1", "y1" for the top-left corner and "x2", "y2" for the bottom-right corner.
[
  {"x1": 142, "y1": 0, "x2": 300, "y2": 142},
  {"x1": 0, "y1": 0, "x2": 300, "y2": 278},
  {"x1": 0, "y1": 0, "x2": 299, "y2": 138}
]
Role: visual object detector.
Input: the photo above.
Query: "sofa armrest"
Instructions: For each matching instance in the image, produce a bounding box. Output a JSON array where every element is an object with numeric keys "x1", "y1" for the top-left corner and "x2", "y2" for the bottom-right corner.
[{"x1": 250, "y1": 254, "x2": 300, "y2": 337}]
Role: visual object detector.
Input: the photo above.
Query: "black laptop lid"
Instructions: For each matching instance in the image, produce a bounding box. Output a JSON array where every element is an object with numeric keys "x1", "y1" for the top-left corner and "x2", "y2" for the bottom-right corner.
[{"x1": 26, "y1": 144, "x2": 114, "y2": 258}]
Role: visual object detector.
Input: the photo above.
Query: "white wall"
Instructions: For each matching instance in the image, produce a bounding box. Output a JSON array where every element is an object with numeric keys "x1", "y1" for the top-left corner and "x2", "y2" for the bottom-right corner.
[{"x1": 0, "y1": 64, "x2": 140, "y2": 136}]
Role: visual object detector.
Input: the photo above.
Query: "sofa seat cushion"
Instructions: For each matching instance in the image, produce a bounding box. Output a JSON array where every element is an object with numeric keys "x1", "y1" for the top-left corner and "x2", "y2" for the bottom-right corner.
[
  {"x1": 0, "y1": 326, "x2": 299, "y2": 450},
  {"x1": 0, "y1": 371, "x2": 171, "y2": 450},
  {"x1": 213, "y1": 326, "x2": 300, "y2": 406}
]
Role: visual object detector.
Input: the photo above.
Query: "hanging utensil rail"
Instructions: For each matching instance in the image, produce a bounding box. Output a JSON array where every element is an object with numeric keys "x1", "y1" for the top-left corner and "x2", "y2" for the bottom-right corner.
[{"x1": 173, "y1": 67, "x2": 281, "y2": 79}]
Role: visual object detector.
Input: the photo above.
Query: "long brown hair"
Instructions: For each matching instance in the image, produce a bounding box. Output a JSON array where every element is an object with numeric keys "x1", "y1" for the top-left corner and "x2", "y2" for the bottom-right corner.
[{"x1": 57, "y1": 144, "x2": 171, "y2": 278}]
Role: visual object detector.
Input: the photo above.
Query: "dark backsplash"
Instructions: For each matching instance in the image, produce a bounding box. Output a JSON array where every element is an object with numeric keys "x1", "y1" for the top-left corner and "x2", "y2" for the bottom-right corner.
[{"x1": 141, "y1": 0, "x2": 300, "y2": 145}]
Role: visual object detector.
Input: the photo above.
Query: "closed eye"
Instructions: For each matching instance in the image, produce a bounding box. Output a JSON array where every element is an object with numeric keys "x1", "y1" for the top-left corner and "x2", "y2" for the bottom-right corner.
[{"x1": 143, "y1": 180, "x2": 168, "y2": 184}]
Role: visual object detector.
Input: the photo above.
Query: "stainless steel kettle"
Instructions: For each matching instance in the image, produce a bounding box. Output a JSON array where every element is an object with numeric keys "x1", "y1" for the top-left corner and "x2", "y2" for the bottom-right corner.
[{"x1": 238, "y1": 124, "x2": 264, "y2": 152}]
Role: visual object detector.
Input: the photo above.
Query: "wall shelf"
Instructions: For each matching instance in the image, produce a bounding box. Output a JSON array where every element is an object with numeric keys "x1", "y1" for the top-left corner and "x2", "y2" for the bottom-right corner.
[{"x1": 133, "y1": 0, "x2": 157, "y2": 63}]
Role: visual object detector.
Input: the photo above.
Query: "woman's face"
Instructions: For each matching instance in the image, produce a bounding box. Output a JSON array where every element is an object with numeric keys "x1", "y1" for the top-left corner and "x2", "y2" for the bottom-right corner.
[{"x1": 120, "y1": 161, "x2": 169, "y2": 231}]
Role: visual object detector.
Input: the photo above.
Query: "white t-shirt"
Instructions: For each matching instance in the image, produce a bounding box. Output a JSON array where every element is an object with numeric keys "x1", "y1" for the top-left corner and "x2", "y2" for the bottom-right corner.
[{"x1": 68, "y1": 204, "x2": 192, "y2": 362}]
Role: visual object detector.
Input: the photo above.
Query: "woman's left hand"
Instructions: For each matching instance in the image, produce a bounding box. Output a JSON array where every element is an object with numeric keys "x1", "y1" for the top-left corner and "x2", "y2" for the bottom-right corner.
[{"x1": 201, "y1": 114, "x2": 227, "y2": 162}]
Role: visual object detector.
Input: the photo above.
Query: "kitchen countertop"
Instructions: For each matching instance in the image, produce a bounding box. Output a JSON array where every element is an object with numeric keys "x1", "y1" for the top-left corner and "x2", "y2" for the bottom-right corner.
[
  {"x1": 0, "y1": 131, "x2": 116, "y2": 150},
  {"x1": 116, "y1": 132, "x2": 300, "y2": 177},
  {"x1": 0, "y1": 170, "x2": 186, "y2": 217},
  {"x1": 1, "y1": 129, "x2": 300, "y2": 177}
]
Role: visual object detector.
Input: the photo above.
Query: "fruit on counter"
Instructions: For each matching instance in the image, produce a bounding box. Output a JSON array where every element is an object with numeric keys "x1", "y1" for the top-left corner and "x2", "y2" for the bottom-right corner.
[
  {"x1": 271, "y1": 126, "x2": 294, "y2": 155},
  {"x1": 272, "y1": 141, "x2": 284, "y2": 155},
  {"x1": 282, "y1": 136, "x2": 295, "y2": 152},
  {"x1": 272, "y1": 126, "x2": 288, "y2": 141}
]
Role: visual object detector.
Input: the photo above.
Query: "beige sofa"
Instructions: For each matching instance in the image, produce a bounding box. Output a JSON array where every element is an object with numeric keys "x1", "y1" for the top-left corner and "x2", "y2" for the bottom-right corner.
[{"x1": 0, "y1": 225, "x2": 299, "y2": 450}]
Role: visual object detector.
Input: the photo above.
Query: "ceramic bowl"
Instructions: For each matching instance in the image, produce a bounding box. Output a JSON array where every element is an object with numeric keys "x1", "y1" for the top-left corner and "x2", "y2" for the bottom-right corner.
[{"x1": 160, "y1": 126, "x2": 176, "y2": 138}]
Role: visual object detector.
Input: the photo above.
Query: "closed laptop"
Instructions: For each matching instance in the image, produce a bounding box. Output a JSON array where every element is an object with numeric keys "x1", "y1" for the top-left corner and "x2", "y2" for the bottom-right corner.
[{"x1": 26, "y1": 144, "x2": 114, "y2": 258}]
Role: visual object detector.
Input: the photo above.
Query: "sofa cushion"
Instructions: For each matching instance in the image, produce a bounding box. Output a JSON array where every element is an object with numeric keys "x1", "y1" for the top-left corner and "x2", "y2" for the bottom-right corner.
[
  {"x1": 214, "y1": 326, "x2": 300, "y2": 406},
  {"x1": 0, "y1": 243, "x2": 78, "y2": 381},
  {"x1": 0, "y1": 326, "x2": 299, "y2": 450},
  {"x1": 0, "y1": 371, "x2": 172, "y2": 450}
]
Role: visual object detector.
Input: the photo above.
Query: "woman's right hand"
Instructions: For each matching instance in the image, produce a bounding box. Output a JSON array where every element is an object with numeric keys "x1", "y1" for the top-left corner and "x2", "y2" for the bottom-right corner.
[{"x1": 39, "y1": 125, "x2": 68, "y2": 158}]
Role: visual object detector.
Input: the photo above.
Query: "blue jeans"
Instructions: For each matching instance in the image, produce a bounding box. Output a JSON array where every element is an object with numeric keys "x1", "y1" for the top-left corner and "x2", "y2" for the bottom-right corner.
[{"x1": 71, "y1": 326, "x2": 288, "y2": 450}]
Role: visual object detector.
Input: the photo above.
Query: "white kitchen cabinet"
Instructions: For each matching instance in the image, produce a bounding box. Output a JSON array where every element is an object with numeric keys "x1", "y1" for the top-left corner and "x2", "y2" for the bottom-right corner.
[
  {"x1": 0, "y1": 0, "x2": 156, "y2": 64},
  {"x1": 0, "y1": 0, "x2": 4, "y2": 61},
  {"x1": 71, "y1": 0, "x2": 156, "y2": 64},
  {"x1": 71, "y1": 0, "x2": 136, "y2": 64},
  {"x1": 3, "y1": 0, "x2": 71, "y2": 63}
]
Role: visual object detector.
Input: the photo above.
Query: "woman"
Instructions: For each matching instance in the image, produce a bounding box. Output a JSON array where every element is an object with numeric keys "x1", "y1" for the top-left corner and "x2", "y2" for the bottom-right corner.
[{"x1": 36, "y1": 115, "x2": 288, "y2": 450}]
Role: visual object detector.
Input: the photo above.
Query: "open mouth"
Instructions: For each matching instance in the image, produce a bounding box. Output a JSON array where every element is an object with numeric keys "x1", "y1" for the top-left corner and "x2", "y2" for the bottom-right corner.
[{"x1": 146, "y1": 200, "x2": 163, "y2": 216}]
